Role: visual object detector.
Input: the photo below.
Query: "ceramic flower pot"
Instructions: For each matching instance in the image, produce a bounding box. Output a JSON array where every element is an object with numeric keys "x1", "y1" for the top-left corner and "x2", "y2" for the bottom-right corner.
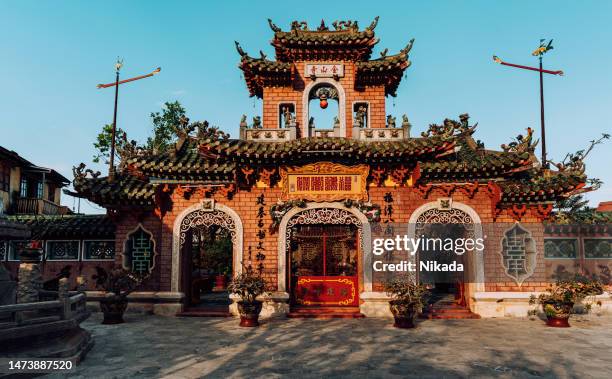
[
  {"x1": 100, "y1": 295, "x2": 128, "y2": 324},
  {"x1": 237, "y1": 300, "x2": 263, "y2": 327},
  {"x1": 213, "y1": 275, "x2": 228, "y2": 291},
  {"x1": 543, "y1": 301, "x2": 573, "y2": 328},
  {"x1": 389, "y1": 300, "x2": 419, "y2": 329}
]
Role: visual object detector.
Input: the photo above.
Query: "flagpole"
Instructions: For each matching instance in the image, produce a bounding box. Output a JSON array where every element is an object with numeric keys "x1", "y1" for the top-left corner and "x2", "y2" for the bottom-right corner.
[
  {"x1": 539, "y1": 56, "x2": 548, "y2": 168},
  {"x1": 109, "y1": 65, "x2": 120, "y2": 181}
]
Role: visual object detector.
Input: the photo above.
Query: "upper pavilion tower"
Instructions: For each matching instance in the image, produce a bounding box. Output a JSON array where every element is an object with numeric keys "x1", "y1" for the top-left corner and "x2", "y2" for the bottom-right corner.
[{"x1": 235, "y1": 17, "x2": 413, "y2": 140}]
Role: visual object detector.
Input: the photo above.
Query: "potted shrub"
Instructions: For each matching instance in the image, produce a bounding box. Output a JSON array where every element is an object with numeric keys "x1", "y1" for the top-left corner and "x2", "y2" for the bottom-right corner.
[
  {"x1": 93, "y1": 267, "x2": 141, "y2": 324},
  {"x1": 213, "y1": 265, "x2": 229, "y2": 291},
  {"x1": 227, "y1": 267, "x2": 265, "y2": 327},
  {"x1": 385, "y1": 274, "x2": 429, "y2": 329},
  {"x1": 529, "y1": 276, "x2": 603, "y2": 327}
]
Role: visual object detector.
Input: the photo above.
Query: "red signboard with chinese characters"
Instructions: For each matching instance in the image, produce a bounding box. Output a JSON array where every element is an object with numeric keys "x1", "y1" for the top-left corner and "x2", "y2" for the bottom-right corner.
[
  {"x1": 280, "y1": 162, "x2": 369, "y2": 201},
  {"x1": 294, "y1": 276, "x2": 358, "y2": 306}
]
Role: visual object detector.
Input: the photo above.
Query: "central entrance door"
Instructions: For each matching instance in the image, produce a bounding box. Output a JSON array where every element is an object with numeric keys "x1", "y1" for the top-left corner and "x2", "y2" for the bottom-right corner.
[{"x1": 289, "y1": 224, "x2": 359, "y2": 307}]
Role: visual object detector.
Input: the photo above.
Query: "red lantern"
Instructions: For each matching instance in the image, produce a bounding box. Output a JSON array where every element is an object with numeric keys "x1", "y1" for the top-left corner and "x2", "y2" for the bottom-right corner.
[{"x1": 319, "y1": 99, "x2": 328, "y2": 109}]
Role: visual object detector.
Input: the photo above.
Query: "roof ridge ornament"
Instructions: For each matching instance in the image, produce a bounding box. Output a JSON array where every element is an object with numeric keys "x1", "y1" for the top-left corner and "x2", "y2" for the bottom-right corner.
[
  {"x1": 317, "y1": 19, "x2": 329, "y2": 31},
  {"x1": 290, "y1": 21, "x2": 309, "y2": 31},
  {"x1": 267, "y1": 18, "x2": 281, "y2": 33},
  {"x1": 401, "y1": 38, "x2": 415, "y2": 55},
  {"x1": 332, "y1": 20, "x2": 359, "y2": 31},
  {"x1": 421, "y1": 113, "x2": 476, "y2": 138},
  {"x1": 366, "y1": 16, "x2": 380, "y2": 31},
  {"x1": 501, "y1": 127, "x2": 539, "y2": 154},
  {"x1": 234, "y1": 41, "x2": 247, "y2": 57}
]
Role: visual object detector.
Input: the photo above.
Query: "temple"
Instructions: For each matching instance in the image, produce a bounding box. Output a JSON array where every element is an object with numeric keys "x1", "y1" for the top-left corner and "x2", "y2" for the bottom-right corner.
[{"x1": 67, "y1": 18, "x2": 593, "y2": 318}]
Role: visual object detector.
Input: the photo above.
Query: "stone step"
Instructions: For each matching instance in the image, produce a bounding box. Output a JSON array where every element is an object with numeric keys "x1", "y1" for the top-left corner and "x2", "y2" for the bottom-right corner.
[{"x1": 288, "y1": 306, "x2": 364, "y2": 319}]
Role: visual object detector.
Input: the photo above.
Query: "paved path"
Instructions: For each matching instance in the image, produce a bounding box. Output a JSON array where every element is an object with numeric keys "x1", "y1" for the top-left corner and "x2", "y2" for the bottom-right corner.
[{"x1": 48, "y1": 313, "x2": 612, "y2": 379}]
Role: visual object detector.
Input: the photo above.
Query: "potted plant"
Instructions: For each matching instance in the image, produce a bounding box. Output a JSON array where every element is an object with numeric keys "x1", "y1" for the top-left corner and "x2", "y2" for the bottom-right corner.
[
  {"x1": 213, "y1": 265, "x2": 229, "y2": 291},
  {"x1": 385, "y1": 274, "x2": 429, "y2": 329},
  {"x1": 227, "y1": 266, "x2": 265, "y2": 327},
  {"x1": 93, "y1": 267, "x2": 141, "y2": 324},
  {"x1": 529, "y1": 276, "x2": 603, "y2": 327}
]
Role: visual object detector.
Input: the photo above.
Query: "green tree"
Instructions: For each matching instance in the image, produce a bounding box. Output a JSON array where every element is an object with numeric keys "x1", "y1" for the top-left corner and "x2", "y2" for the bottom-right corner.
[
  {"x1": 92, "y1": 101, "x2": 186, "y2": 164},
  {"x1": 146, "y1": 101, "x2": 186, "y2": 153},
  {"x1": 92, "y1": 123, "x2": 127, "y2": 164}
]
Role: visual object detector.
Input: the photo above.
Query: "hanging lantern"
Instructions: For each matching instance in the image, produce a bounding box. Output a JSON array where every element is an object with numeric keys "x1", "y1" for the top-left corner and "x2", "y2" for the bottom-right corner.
[{"x1": 319, "y1": 92, "x2": 328, "y2": 109}]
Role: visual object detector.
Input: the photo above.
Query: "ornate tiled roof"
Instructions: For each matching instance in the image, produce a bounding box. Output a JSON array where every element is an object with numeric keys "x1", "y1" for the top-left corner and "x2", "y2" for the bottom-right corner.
[
  {"x1": 201, "y1": 136, "x2": 456, "y2": 164},
  {"x1": 268, "y1": 18, "x2": 380, "y2": 62},
  {"x1": 499, "y1": 172, "x2": 586, "y2": 203},
  {"x1": 7, "y1": 214, "x2": 114, "y2": 240},
  {"x1": 236, "y1": 47, "x2": 293, "y2": 98},
  {"x1": 73, "y1": 174, "x2": 156, "y2": 207},
  {"x1": 355, "y1": 41, "x2": 413, "y2": 96}
]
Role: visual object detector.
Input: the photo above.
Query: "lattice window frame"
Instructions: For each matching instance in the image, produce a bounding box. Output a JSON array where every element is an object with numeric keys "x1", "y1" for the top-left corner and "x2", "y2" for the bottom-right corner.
[
  {"x1": 46, "y1": 240, "x2": 80, "y2": 261},
  {"x1": 499, "y1": 223, "x2": 538, "y2": 286},
  {"x1": 83, "y1": 240, "x2": 116, "y2": 261},
  {"x1": 0, "y1": 241, "x2": 6, "y2": 261},
  {"x1": 123, "y1": 224, "x2": 156, "y2": 276},
  {"x1": 544, "y1": 238, "x2": 579, "y2": 259},
  {"x1": 7, "y1": 240, "x2": 30, "y2": 262},
  {"x1": 584, "y1": 238, "x2": 612, "y2": 259}
]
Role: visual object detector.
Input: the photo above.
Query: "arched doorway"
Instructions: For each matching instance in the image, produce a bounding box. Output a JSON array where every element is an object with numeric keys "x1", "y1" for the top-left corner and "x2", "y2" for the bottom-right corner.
[
  {"x1": 171, "y1": 203, "x2": 243, "y2": 313},
  {"x1": 284, "y1": 207, "x2": 363, "y2": 309},
  {"x1": 408, "y1": 201, "x2": 484, "y2": 309},
  {"x1": 301, "y1": 79, "x2": 346, "y2": 137}
]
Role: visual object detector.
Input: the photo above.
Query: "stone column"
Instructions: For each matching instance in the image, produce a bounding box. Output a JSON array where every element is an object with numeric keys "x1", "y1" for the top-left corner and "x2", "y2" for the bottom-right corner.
[{"x1": 16, "y1": 247, "x2": 43, "y2": 304}]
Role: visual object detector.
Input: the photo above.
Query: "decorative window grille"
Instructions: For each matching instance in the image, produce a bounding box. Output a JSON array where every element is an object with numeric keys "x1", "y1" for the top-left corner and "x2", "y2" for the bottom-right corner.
[
  {"x1": 0, "y1": 241, "x2": 6, "y2": 261},
  {"x1": 8, "y1": 241, "x2": 29, "y2": 261},
  {"x1": 584, "y1": 239, "x2": 612, "y2": 259},
  {"x1": 124, "y1": 227, "x2": 155, "y2": 275},
  {"x1": 46, "y1": 240, "x2": 80, "y2": 260},
  {"x1": 83, "y1": 240, "x2": 115, "y2": 260},
  {"x1": 544, "y1": 238, "x2": 578, "y2": 259},
  {"x1": 500, "y1": 223, "x2": 537, "y2": 285}
]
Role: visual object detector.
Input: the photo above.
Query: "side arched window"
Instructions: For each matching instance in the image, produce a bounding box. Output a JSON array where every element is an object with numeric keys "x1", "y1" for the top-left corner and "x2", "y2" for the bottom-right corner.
[{"x1": 123, "y1": 227, "x2": 155, "y2": 275}]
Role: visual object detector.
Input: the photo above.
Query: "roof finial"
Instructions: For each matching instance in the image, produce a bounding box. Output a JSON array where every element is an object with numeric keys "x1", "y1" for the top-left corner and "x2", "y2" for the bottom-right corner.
[
  {"x1": 267, "y1": 18, "x2": 281, "y2": 32},
  {"x1": 318, "y1": 19, "x2": 329, "y2": 31},
  {"x1": 367, "y1": 16, "x2": 379, "y2": 31},
  {"x1": 234, "y1": 41, "x2": 246, "y2": 57},
  {"x1": 401, "y1": 38, "x2": 415, "y2": 54}
]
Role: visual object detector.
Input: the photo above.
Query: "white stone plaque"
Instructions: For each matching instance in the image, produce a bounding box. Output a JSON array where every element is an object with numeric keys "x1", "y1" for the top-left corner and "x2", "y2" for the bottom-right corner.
[{"x1": 305, "y1": 63, "x2": 344, "y2": 78}]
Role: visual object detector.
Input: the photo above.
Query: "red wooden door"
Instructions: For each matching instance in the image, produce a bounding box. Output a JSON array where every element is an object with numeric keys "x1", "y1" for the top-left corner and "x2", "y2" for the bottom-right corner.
[{"x1": 290, "y1": 225, "x2": 359, "y2": 307}]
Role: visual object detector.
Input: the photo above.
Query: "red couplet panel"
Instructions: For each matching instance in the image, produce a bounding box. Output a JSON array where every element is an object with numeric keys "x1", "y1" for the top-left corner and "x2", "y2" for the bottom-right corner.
[{"x1": 294, "y1": 276, "x2": 358, "y2": 306}]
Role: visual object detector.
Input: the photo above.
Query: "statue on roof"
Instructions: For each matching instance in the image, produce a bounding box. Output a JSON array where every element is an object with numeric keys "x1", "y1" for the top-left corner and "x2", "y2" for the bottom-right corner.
[
  {"x1": 282, "y1": 106, "x2": 295, "y2": 128},
  {"x1": 252, "y1": 116, "x2": 262, "y2": 129},
  {"x1": 290, "y1": 21, "x2": 309, "y2": 31},
  {"x1": 240, "y1": 115, "x2": 248, "y2": 128},
  {"x1": 386, "y1": 115, "x2": 396, "y2": 128},
  {"x1": 332, "y1": 20, "x2": 359, "y2": 31},
  {"x1": 421, "y1": 114, "x2": 476, "y2": 138},
  {"x1": 195, "y1": 120, "x2": 230, "y2": 141},
  {"x1": 501, "y1": 127, "x2": 539, "y2": 154},
  {"x1": 401, "y1": 114, "x2": 412, "y2": 136},
  {"x1": 354, "y1": 105, "x2": 367, "y2": 128}
]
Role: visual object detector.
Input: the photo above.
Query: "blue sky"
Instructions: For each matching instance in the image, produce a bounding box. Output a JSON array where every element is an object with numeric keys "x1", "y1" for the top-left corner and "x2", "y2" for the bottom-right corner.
[{"x1": 1, "y1": 1, "x2": 610, "y2": 214}]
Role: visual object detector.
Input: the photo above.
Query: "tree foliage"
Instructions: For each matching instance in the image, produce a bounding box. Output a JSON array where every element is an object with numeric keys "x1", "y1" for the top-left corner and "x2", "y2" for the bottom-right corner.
[
  {"x1": 92, "y1": 101, "x2": 185, "y2": 164},
  {"x1": 92, "y1": 124, "x2": 127, "y2": 164},
  {"x1": 146, "y1": 101, "x2": 186, "y2": 153}
]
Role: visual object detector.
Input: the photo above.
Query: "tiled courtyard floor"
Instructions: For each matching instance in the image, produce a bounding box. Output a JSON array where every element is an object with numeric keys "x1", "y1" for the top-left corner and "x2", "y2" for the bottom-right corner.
[{"x1": 48, "y1": 312, "x2": 612, "y2": 379}]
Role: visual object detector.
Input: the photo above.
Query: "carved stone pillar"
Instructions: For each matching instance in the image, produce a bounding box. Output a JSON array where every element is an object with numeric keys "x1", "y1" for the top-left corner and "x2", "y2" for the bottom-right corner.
[{"x1": 17, "y1": 247, "x2": 43, "y2": 304}]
